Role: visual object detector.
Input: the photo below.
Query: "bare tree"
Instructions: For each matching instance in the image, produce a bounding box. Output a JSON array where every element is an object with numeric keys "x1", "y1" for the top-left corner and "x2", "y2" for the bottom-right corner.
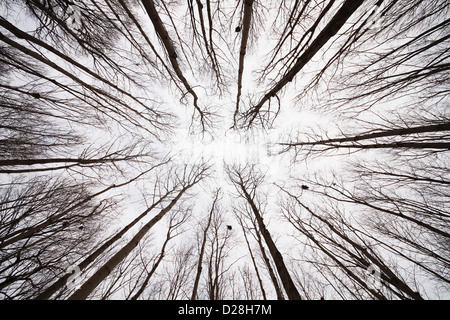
[
  {"x1": 233, "y1": 0, "x2": 254, "y2": 127},
  {"x1": 191, "y1": 188, "x2": 220, "y2": 300},
  {"x1": 1, "y1": 0, "x2": 449, "y2": 301},
  {"x1": 129, "y1": 208, "x2": 188, "y2": 300},
  {"x1": 278, "y1": 183, "x2": 424, "y2": 300},
  {"x1": 33, "y1": 161, "x2": 174, "y2": 300},
  {"x1": 163, "y1": 244, "x2": 195, "y2": 300},
  {"x1": 204, "y1": 202, "x2": 236, "y2": 300},
  {"x1": 0, "y1": 175, "x2": 111, "y2": 299},
  {"x1": 279, "y1": 121, "x2": 450, "y2": 159},
  {"x1": 227, "y1": 164, "x2": 302, "y2": 300},
  {"x1": 236, "y1": 214, "x2": 267, "y2": 300},
  {"x1": 241, "y1": 0, "x2": 365, "y2": 128},
  {"x1": 66, "y1": 163, "x2": 209, "y2": 299},
  {"x1": 234, "y1": 202, "x2": 283, "y2": 299},
  {"x1": 140, "y1": 0, "x2": 208, "y2": 131}
]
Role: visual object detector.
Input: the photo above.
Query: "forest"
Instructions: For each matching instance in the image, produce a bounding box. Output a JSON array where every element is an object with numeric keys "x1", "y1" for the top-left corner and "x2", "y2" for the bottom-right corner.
[{"x1": 0, "y1": 0, "x2": 449, "y2": 300}]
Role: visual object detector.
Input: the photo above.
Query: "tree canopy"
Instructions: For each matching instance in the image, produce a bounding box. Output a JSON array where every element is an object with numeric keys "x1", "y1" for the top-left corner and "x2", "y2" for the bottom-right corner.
[{"x1": 0, "y1": 0, "x2": 449, "y2": 300}]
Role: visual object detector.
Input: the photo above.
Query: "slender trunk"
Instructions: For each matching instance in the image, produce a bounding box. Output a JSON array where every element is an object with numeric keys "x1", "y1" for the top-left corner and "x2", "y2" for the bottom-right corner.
[
  {"x1": 253, "y1": 223, "x2": 283, "y2": 300},
  {"x1": 238, "y1": 217, "x2": 267, "y2": 300},
  {"x1": 5, "y1": 164, "x2": 163, "y2": 252},
  {"x1": 68, "y1": 186, "x2": 190, "y2": 300},
  {"x1": 282, "y1": 186, "x2": 423, "y2": 300},
  {"x1": 35, "y1": 188, "x2": 172, "y2": 299},
  {"x1": 141, "y1": 0, "x2": 204, "y2": 123},
  {"x1": 1, "y1": 184, "x2": 111, "y2": 250},
  {"x1": 234, "y1": 0, "x2": 254, "y2": 126},
  {"x1": 280, "y1": 122, "x2": 450, "y2": 148},
  {"x1": 191, "y1": 191, "x2": 218, "y2": 300},
  {"x1": 325, "y1": 186, "x2": 450, "y2": 239},
  {"x1": 129, "y1": 227, "x2": 172, "y2": 300},
  {"x1": 353, "y1": 198, "x2": 450, "y2": 239},
  {"x1": 246, "y1": 0, "x2": 365, "y2": 126},
  {"x1": 366, "y1": 170, "x2": 450, "y2": 186}
]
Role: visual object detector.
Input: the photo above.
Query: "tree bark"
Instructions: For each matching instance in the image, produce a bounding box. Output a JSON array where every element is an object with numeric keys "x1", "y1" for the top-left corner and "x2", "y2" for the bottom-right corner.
[
  {"x1": 246, "y1": 0, "x2": 365, "y2": 126},
  {"x1": 129, "y1": 225, "x2": 172, "y2": 300},
  {"x1": 235, "y1": 175, "x2": 301, "y2": 300}
]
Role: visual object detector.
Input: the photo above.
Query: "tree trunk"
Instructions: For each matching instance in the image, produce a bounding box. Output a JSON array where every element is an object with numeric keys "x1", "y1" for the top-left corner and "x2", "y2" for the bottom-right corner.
[
  {"x1": 253, "y1": 223, "x2": 284, "y2": 300},
  {"x1": 67, "y1": 186, "x2": 190, "y2": 300},
  {"x1": 35, "y1": 178, "x2": 171, "y2": 299},
  {"x1": 191, "y1": 190, "x2": 219, "y2": 300},
  {"x1": 246, "y1": 0, "x2": 365, "y2": 126},
  {"x1": 239, "y1": 181, "x2": 301, "y2": 300},
  {"x1": 234, "y1": 0, "x2": 254, "y2": 125},
  {"x1": 238, "y1": 216, "x2": 267, "y2": 300},
  {"x1": 141, "y1": 0, "x2": 204, "y2": 123},
  {"x1": 129, "y1": 226, "x2": 171, "y2": 300}
]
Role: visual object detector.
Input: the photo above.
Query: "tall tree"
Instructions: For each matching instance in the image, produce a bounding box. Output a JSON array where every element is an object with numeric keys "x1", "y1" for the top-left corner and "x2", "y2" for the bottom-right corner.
[
  {"x1": 67, "y1": 163, "x2": 209, "y2": 299},
  {"x1": 233, "y1": 0, "x2": 254, "y2": 127},
  {"x1": 278, "y1": 184, "x2": 423, "y2": 300},
  {"x1": 191, "y1": 189, "x2": 220, "y2": 300},
  {"x1": 242, "y1": 0, "x2": 365, "y2": 128},
  {"x1": 128, "y1": 208, "x2": 189, "y2": 300},
  {"x1": 227, "y1": 164, "x2": 302, "y2": 300},
  {"x1": 141, "y1": 0, "x2": 206, "y2": 130}
]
